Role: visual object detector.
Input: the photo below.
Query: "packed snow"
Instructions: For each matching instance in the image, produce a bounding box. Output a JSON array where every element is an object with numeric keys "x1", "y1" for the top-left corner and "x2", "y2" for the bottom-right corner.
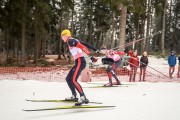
[{"x1": 0, "y1": 56, "x2": 180, "y2": 120}]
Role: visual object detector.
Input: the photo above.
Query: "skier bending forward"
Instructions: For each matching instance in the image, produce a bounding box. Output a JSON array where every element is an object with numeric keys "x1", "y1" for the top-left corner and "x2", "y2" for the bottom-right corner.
[
  {"x1": 61, "y1": 29, "x2": 98, "y2": 106},
  {"x1": 101, "y1": 47, "x2": 123, "y2": 87}
]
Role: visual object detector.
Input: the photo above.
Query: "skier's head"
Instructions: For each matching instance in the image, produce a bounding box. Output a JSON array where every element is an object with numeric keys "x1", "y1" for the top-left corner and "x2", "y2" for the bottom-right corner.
[
  {"x1": 61, "y1": 29, "x2": 71, "y2": 42},
  {"x1": 107, "y1": 50, "x2": 115, "y2": 55},
  {"x1": 100, "y1": 46, "x2": 107, "y2": 54}
]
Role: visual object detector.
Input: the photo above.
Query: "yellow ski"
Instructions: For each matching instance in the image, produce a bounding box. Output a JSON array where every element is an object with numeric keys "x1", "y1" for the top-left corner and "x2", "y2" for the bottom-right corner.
[{"x1": 23, "y1": 105, "x2": 115, "y2": 111}]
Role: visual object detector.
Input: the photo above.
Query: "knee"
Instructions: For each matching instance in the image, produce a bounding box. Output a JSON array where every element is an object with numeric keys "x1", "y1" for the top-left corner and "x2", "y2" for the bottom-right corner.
[{"x1": 107, "y1": 66, "x2": 112, "y2": 72}]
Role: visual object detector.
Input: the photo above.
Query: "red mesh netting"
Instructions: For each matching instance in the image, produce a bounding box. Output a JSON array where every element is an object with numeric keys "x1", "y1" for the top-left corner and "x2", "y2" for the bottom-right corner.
[{"x1": 0, "y1": 66, "x2": 179, "y2": 83}]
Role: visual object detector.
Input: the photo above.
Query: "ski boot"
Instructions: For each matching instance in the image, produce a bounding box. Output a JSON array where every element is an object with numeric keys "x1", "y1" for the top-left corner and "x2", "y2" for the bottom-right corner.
[
  {"x1": 104, "y1": 82, "x2": 113, "y2": 87},
  {"x1": 112, "y1": 80, "x2": 121, "y2": 85},
  {"x1": 65, "y1": 95, "x2": 78, "y2": 102},
  {"x1": 104, "y1": 78, "x2": 113, "y2": 87},
  {"x1": 75, "y1": 96, "x2": 89, "y2": 106}
]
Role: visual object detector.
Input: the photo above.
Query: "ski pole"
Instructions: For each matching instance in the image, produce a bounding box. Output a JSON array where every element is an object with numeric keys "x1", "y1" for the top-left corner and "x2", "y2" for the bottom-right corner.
[
  {"x1": 130, "y1": 56, "x2": 169, "y2": 78},
  {"x1": 124, "y1": 59, "x2": 161, "y2": 78},
  {"x1": 112, "y1": 31, "x2": 162, "y2": 50}
]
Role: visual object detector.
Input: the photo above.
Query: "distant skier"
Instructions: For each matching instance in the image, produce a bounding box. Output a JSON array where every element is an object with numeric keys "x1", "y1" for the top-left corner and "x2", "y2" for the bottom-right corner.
[
  {"x1": 139, "y1": 51, "x2": 148, "y2": 81},
  {"x1": 60, "y1": 29, "x2": 98, "y2": 106},
  {"x1": 168, "y1": 51, "x2": 176, "y2": 78},
  {"x1": 177, "y1": 55, "x2": 180, "y2": 78},
  {"x1": 129, "y1": 51, "x2": 139, "y2": 82},
  {"x1": 101, "y1": 46, "x2": 123, "y2": 87}
]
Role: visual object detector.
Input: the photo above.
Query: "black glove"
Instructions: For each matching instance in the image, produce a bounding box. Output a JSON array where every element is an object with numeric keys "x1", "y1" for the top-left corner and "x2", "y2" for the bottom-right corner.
[
  {"x1": 101, "y1": 58, "x2": 114, "y2": 65},
  {"x1": 95, "y1": 50, "x2": 101, "y2": 54},
  {"x1": 90, "y1": 56, "x2": 98, "y2": 62}
]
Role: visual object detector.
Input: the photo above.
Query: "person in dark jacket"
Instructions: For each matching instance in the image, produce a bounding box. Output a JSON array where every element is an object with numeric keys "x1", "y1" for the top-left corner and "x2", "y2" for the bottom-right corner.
[
  {"x1": 139, "y1": 51, "x2": 148, "y2": 81},
  {"x1": 129, "y1": 51, "x2": 139, "y2": 82},
  {"x1": 177, "y1": 55, "x2": 180, "y2": 78},
  {"x1": 168, "y1": 51, "x2": 176, "y2": 78}
]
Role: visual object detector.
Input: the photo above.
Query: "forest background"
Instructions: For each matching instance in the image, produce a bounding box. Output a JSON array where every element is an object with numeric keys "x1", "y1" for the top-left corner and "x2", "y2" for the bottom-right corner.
[{"x1": 0, "y1": 0, "x2": 180, "y2": 66}]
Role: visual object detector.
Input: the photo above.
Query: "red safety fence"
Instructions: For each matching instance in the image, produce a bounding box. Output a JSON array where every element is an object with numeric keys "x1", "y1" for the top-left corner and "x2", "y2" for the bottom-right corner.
[
  {"x1": 0, "y1": 66, "x2": 179, "y2": 83},
  {"x1": 0, "y1": 67, "x2": 69, "y2": 82}
]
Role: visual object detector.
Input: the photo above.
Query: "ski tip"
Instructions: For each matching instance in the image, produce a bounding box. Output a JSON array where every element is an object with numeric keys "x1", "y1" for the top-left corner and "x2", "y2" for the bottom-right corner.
[
  {"x1": 25, "y1": 99, "x2": 34, "y2": 102},
  {"x1": 22, "y1": 109, "x2": 31, "y2": 112}
]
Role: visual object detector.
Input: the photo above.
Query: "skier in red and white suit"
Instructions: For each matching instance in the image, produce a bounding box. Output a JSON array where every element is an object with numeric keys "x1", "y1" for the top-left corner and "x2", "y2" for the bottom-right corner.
[{"x1": 101, "y1": 47, "x2": 124, "y2": 86}]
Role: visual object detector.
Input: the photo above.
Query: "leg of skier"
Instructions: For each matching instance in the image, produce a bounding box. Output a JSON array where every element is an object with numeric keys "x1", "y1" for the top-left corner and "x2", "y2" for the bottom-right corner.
[
  {"x1": 65, "y1": 66, "x2": 78, "y2": 102},
  {"x1": 111, "y1": 61, "x2": 121, "y2": 85},
  {"x1": 72, "y1": 57, "x2": 89, "y2": 106},
  {"x1": 104, "y1": 65, "x2": 113, "y2": 87}
]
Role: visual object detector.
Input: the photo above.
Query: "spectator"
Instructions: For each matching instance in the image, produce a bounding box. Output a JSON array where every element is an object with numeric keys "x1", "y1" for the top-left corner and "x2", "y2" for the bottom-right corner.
[
  {"x1": 128, "y1": 48, "x2": 133, "y2": 57},
  {"x1": 129, "y1": 51, "x2": 139, "y2": 82},
  {"x1": 177, "y1": 55, "x2": 180, "y2": 78},
  {"x1": 139, "y1": 51, "x2": 148, "y2": 81},
  {"x1": 168, "y1": 51, "x2": 176, "y2": 78}
]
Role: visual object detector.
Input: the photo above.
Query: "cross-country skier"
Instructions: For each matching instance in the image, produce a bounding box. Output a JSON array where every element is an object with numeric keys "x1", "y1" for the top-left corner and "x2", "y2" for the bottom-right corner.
[
  {"x1": 101, "y1": 46, "x2": 123, "y2": 87},
  {"x1": 60, "y1": 29, "x2": 98, "y2": 106}
]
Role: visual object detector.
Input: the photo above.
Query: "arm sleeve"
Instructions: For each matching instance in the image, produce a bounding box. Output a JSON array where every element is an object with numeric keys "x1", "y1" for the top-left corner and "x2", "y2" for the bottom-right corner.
[
  {"x1": 168, "y1": 56, "x2": 170, "y2": 65},
  {"x1": 76, "y1": 43, "x2": 90, "y2": 55},
  {"x1": 140, "y1": 57, "x2": 143, "y2": 65},
  {"x1": 68, "y1": 39, "x2": 90, "y2": 55},
  {"x1": 137, "y1": 57, "x2": 140, "y2": 66},
  {"x1": 79, "y1": 40, "x2": 97, "y2": 51},
  {"x1": 68, "y1": 39, "x2": 79, "y2": 47}
]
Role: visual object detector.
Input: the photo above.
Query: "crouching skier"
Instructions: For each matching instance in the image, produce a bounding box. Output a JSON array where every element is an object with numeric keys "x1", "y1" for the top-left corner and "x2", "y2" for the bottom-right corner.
[
  {"x1": 61, "y1": 29, "x2": 98, "y2": 106},
  {"x1": 101, "y1": 47, "x2": 122, "y2": 87}
]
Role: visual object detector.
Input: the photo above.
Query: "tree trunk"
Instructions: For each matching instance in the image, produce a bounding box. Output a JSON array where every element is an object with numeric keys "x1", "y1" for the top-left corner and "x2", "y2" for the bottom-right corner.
[
  {"x1": 58, "y1": 9, "x2": 63, "y2": 60},
  {"x1": 111, "y1": 13, "x2": 116, "y2": 49},
  {"x1": 161, "y1": 0, "x2": 167, "y2": 57},
  {"x1": 144, "y1": 0, "x2": 150, "y2": 52},
  {"x1": 135, "y1": 13, "x2": 140, "y2": 51},
  {"x1": 42, "y1": 29, "x2": 46, "y2": 57},
  {"x1": 119, "y1": 5, "x2": 127, "y2": 51},
  {"x1": 21, "y1": 22, "x2": 26, "y2": 66},
  {"x1": 34, "y1": 18, "x2": 39, "y2": 64},
  {"x1": 21, "y1": 0, "x2": 27, "y2": 66},
  {"x1": 87, "y1": 3, "x2": 93, "y2": 44}
]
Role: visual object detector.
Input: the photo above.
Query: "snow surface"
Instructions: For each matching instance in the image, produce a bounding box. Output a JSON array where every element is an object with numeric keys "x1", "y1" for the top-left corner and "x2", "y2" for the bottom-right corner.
[
  {"x1": 1, "y1": 80, "x2": 180, "y2": 120},
  {"x1": 0, "y1": 56, "x2": 180, "y2": 120}
]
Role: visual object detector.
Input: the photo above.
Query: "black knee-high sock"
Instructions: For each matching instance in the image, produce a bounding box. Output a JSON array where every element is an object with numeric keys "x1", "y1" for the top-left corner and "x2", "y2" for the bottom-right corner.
[{"x1": 111, "y1": 70, "x2": 119, "y2": 81}]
